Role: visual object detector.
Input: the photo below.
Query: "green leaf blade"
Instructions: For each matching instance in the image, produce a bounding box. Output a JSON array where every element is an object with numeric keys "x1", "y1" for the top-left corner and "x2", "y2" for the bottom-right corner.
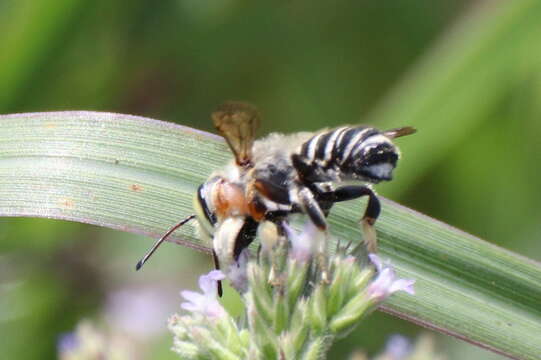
[{"x1": 1, "y1": 111, "x2": 540, "y2": 359}]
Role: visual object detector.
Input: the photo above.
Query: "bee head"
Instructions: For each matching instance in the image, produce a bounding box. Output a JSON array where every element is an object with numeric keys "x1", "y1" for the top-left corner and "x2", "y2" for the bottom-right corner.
[
  {"x1": 355, "y1": 141, "x2": 399, "y2": 183},
  {"x1": 194, "y1": 176, "x2": 250, "y2": 236}
]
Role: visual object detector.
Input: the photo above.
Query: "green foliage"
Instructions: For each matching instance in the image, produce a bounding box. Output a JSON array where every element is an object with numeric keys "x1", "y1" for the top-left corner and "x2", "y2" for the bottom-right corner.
[
  {"x1": 1, "y1": 1, "x2": 540, "y2": 359},
  {"x1": 1, "y1": 112, "x2": 540, "y2": 360}
]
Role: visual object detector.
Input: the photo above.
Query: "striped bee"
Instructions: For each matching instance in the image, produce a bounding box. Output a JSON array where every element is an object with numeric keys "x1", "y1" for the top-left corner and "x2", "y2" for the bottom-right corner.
[{"x1": 136, "y1": 102, "x2": 415, "y2": 292}]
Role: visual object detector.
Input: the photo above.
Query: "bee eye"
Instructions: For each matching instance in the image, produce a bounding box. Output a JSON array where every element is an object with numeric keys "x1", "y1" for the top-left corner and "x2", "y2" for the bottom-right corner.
[{"x1": 197, "y1": 183, "x2": 217, "y2": 226}]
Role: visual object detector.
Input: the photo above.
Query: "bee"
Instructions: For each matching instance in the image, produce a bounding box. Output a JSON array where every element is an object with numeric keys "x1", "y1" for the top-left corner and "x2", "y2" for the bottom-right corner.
[{"x1": 136, "y1": 102, "x2": 415, "y2": 292}]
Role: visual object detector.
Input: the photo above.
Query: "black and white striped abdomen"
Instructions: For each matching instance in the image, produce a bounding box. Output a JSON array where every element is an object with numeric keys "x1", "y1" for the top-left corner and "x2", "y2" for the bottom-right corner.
[{"x1": 294, "y1": 126, "x2": 399, "y2": 184}]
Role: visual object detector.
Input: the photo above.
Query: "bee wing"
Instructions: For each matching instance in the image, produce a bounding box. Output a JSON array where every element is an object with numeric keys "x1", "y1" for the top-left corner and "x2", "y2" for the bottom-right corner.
[
  {"x1": 383, "y1": 126, "x2": 417, "y2": 139},
  {"x1": 212, "y1": 101, "x2": 260, "y2": 167}
]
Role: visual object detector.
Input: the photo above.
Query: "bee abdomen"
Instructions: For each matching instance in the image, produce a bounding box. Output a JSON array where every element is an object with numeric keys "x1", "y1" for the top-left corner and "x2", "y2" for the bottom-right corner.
[
  {"x1": 295, "y1": 126, "x2": 397, "y2": 183},
  {"x1": 300, "y1": 126, "x2": 374, "y2": 163}
]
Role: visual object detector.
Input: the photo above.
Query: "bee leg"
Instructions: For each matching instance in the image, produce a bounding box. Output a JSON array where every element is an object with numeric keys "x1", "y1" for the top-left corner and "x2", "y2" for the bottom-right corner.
[
  {"x1": 296, "y1": 186, "x2": 328, "y2": 231},
  {"x1": 213, "y1": 217, "x2": 255, "y2": 294},
  {"x1": 212, "y1": 249, "x2": 224, "y2": 297},
  {"x1": 232, "y1": 218, "x2": 258, "y2": 261},
  {"x1": 295, "y1": 186, "x2": 330, "y2": 282},
  {"x1": 331, "y1": 185, "x2": 381, "y2": 253}
]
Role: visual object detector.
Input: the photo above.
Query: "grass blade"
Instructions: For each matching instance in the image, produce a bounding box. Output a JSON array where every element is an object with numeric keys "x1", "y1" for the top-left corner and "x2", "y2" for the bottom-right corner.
[{"x1": 0, "y1": 111, "x2": 540, "y2": 359}]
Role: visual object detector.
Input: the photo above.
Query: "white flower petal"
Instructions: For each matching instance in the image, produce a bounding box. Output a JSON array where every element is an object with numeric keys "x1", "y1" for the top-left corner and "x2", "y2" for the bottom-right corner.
[
  {"x1": 180, "y1": 302, "x2": 199, "y2": 312},
  {"x1": 180, "y1": 290, "x2": 204, "y2": 304},
  {"x1": 198, "y1": 270, "x2": 225, "y2": 294},
  {"x1": 283, "y1": 222, "x2": 316, "y2": 262},
  {"x1": 227, "y1": 249, "x2": 249, "y2": 293},
  {"x1": 179, "y1": 270, "x2": 227, "y2": 320},
  {"x1": 368, "y1": 253, "x2": 383, "y2": 272},
  {"x1": 367, "y1": 255, "x2": 415, "y2": 302},
  {"x1": 389, "y1": 279, "x2": 416, "y2": 295}
]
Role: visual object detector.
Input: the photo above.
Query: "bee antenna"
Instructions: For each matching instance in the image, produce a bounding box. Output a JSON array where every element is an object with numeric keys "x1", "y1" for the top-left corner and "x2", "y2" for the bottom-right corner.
[{"x1": 135, "y1": 215, "x2": 196, "y2": 271}]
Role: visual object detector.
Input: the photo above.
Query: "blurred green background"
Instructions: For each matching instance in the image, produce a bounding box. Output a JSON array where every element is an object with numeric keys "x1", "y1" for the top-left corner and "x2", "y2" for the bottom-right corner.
[{"x1": 1, "y1": 0, "x2": 540, "y2": 359}]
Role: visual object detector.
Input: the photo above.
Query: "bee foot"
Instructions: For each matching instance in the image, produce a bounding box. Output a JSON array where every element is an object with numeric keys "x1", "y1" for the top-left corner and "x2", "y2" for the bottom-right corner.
[
  {"x1": 361, "y1": 217, "x2": 378, "y2": 253},
  {"x1": 321, "y1": 268, "x2": 331, "y2": 284}
]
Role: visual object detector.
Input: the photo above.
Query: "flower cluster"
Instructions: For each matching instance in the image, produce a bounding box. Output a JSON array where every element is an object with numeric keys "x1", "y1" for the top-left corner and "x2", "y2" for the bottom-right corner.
[
  {"x1": 351, "y1": 334, "x2": 446, "y2": 360},
  {"x1": 57, "y1": 321, "x2": 134, "y2": 360},
  {"x1": 169, "y1": 222, "x2": 416, "y2": 359}
]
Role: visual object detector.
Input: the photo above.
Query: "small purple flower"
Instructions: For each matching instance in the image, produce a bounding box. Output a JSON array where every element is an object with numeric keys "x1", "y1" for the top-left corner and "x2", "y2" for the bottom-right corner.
[
  {"x1": 227, "y1": 248, "x2": 250, "y2": 293},
  {"x1": 106, "y1": 286, "x2": 175, "y2": 339},
  {"x1": 367, "y1": 254, "x2": 415, "y2": 302},
  {"x1": 57, "y1": 332, "x2": 78, "y2": 355},
  {"x1": 180, "y1": 270, "x2": 226, "y2": 320},
  {"x1": 383, "y1": 334, "x2": 413, "y2": 359},
  {"x1": 283, "y1": 222, "x2": 318, "y2": 262}
]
